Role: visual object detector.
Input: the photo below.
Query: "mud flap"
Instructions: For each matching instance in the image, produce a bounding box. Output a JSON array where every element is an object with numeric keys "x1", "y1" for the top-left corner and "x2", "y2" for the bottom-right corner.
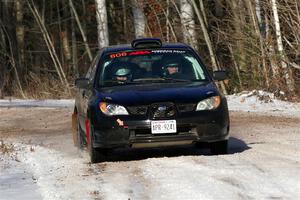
[
  {"x1": 71, "y1": 113, "x2": 78, "y2": 146},
  {"x1": 85, "y1": 119, "x2": 90, "y2": 145}
]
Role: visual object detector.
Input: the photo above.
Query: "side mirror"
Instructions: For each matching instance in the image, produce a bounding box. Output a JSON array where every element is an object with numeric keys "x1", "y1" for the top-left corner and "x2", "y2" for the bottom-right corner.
[
  {"x1": 213, "y1": 70, "x2": 228, "y2": 81},
  {"x1": 75, "y1": 78, "x2": 89, "y2": 89}
]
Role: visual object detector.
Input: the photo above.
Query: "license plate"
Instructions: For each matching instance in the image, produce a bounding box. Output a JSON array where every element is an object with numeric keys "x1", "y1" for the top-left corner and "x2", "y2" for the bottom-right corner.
[{"x1": 151, "y1": 120, "x2": 177, "y2": 134}]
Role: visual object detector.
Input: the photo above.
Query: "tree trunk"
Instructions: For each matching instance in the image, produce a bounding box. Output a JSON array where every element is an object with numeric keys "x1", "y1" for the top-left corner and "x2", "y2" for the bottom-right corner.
[
  {"x1": 230, "y1": 0, "x2": 247, "y2": 72},
  {"x1": 0, "y1": 25, "x2": 8, "y2": 98},
  {"x1": 0, "y1": 19, "x2": 25, "y2": 98},
  {"x1": 95, "y1": 0, "x2": 109, "y2": 48},
  {"x1": 131, "y1": 0, "x2": 146, "y2": 38},
  {"x1": 255, "y1": 0, "x2": 264, "y2": 35},
  {"x1": 2, "y1": 0, "x2": 25, "y2": 97},
  {"x1": 15, "y1": 0, "x2": 25, "y2": 77},
  {"x1": 228, "y1": 44, "x2": 243, "y2": 89},
  {"x1": 246, "y1": 0, "x2": 269, "y2": 88},
  {"x1": 61, "y1": 31, "x2": 71, "y2": 63},
  {"x1": 70, "y1": 9, "x2": 78, "y2": 75},
  {"x1": 122, "y1": 0, "x2": 129, "y2": 42},
  {"x1": 199, "y1": 0, "x2": 207, "y2": 27},
  {"x1": 271, "y1": 0, "x2": 295, "y2": 92},
  {"x1": 180, "y1": 0, "x2": 198, "y2": 50}
]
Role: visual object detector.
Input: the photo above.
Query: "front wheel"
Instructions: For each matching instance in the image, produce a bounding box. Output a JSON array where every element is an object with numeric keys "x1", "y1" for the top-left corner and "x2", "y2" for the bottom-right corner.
[
  {"x1": 210, "y1": 140, "x2": 228, "y2": 155},
  {"x1": 87, "y1": 121, "x2": 107, "y2": 163},
  {"x1": 89, "y1": 146, "x2": 107, "y2": 163}
]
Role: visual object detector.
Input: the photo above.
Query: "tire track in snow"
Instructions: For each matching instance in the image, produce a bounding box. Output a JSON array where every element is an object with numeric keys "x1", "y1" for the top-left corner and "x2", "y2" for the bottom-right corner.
[
  {"x1": 94, "y1": 160, "x2": 152, "y2": 200},
  {"x1": 137, "y1": 156, "x2": 245, "y2": 200},
  {"x1": 14, "y1": 143, "x2": 104, "y2": 200},
  {"x1": 218, "y1": 150, "x2": 300, "y2": 199}
]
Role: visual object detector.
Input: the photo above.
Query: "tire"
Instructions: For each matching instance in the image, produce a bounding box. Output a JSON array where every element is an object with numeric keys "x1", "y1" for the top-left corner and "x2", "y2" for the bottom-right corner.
[
  {"x1": 87, "y1": 122, "x2": 107, "y2": 163},
  {"x1": 210, "y1": 140, "x2": 228, "y2": 155},
  {"x1": 89, "y1": 146, "x2": 107, "y2": 163}
]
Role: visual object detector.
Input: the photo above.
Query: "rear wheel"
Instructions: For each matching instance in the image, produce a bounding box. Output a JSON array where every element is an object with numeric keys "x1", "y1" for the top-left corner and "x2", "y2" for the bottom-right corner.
[{"x1": 210, "y1": 140, "x2": 228, "y2": 155}]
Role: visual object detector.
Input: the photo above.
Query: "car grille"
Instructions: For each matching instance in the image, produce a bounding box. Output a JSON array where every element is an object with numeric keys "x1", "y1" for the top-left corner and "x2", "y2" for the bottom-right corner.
[
  {"x1": 150, "y1": 103, "x2": 177, "y2": 119},
  {"x1": 126, "y1": 105, "x2": 148, "y2": 115},
  {"x1": 126, "y1": 103, "x2": 196, "y2": 116},
  {"x1": 177, "y1": 103, "x2": 196, "y2": 113}
]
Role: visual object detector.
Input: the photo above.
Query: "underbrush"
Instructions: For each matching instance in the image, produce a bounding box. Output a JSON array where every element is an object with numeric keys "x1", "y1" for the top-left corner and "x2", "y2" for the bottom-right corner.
[
  {"x1": 17, "y1": 73, "x2": 75, "y2": 99},
  {"x1": 0, "y1": 140, "x2": 15, "y2": 155}
]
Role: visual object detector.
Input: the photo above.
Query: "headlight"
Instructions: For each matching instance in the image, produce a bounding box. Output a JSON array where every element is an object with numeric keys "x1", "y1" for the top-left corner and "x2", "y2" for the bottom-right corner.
[
  {"x1": 196, "y1": 96, "x2": 221, "y2": 111},
  {"x1": 99, "y1": 102, "x2": 129, "y2": 116}
]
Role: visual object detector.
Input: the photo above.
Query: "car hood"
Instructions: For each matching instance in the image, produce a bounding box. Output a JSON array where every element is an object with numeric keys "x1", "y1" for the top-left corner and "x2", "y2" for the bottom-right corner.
[{"x1": 96, "y1": 82, "x2": 219, "y2": 106}]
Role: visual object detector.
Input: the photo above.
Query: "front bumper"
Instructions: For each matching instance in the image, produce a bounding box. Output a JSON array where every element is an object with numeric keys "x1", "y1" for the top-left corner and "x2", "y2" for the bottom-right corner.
[{"x1": 91, "y1": 108, "x2": 229, "y2": 149}]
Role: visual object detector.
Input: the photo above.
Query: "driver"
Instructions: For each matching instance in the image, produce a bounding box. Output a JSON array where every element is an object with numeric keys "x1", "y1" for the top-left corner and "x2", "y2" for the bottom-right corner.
[
  {"x1": 166, "y1": 63, "x2": 180, "y2": 75},
  {"x1": 113, "y1": 68, "x2": 132, "y2": 83},
  {"x1": 164, "y1": 60, "x2": 183, "y2": 78},
  {"x1": 163, "y1": 60, "x2": 190, "y2": 80}
]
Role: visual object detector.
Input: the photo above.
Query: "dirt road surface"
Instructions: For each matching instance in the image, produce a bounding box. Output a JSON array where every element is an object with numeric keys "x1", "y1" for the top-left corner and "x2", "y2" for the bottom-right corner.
[{"x1": 1, "y1": 107, "x2": 300, "y2": 200}]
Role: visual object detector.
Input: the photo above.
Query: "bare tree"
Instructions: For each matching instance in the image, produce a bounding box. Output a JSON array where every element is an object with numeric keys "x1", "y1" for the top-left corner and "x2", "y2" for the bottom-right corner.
[
  {"x1": 69, "y1": 0, "x2": 93, "y2": 61},
  {"x1": 0, "y1": 19, "x2": 25, "y2": 98},
  {"x1": 271, "y1": 0, "x2": 295, "y2": 92},
  {"x1": 180, "y1": 0, "x2": 197, "y2": 49},
  {"x1": 131, "y1": 0, "x2": 146, "y2": 38},
  {"x1": 1, "y1": 0, "x2": 25, "y2": 97},
  {"x1": 95, "y1": 0, "x2": 109, "y2": 48},
  {"x1": 70, "y1": 6, "x2": 78, "y2": 74},
  {"x1": 246, "y1": 0, "x2": 269, "y2": 87},
  {"x1": 15, "y1": 0, "x2": 25, "y2": 74},
  {"x1": 26, "y1": 0, "x2": 70, "y2": 93},
  {"x1": 191, "y1": 0, "x2": 227, "y2": 94}
]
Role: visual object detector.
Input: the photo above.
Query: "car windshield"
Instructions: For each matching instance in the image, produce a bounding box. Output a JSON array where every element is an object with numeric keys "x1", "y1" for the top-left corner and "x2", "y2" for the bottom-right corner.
[{"x1": 98, "y1": 49, "x2": 209, "y2": 87}]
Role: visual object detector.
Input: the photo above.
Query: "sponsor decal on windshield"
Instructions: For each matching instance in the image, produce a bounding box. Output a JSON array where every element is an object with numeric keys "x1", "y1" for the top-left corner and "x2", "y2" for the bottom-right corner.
[
  {"x1": 110, "y1": 52, "x2": 128, "y2": 59},
  {"x1": 128, "y1": 51, "x2": 151, "y2": 56},
  {"x1": 110, "y1": 51, "x2": 151, "y2": 59},
  {"x1": 109, "y1": 49, "x2": 186, "y2": 59},
  {"x1": 151, "y1": 50, "x2": 186, "y2": 54}
]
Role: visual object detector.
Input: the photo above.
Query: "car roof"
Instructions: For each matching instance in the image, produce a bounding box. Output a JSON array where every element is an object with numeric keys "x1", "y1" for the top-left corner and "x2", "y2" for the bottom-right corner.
[{"x1": 102, "y1": 42, "x2": 192, "y2": 54}]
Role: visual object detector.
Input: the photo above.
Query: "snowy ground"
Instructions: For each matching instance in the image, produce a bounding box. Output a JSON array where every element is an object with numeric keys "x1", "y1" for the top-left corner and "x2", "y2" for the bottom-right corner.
[
  {"x1": 1, "y1": 91, "x2": 300, "y2": 200},
  {"x1": 227, "y1": 90, "x2": 300, "y2": 117}
]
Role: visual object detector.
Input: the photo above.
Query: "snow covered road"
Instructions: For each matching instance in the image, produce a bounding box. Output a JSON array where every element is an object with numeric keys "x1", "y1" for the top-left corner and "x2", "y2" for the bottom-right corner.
[{"x1": 1, "y1": 106, "x2": 300, "y2": 200}]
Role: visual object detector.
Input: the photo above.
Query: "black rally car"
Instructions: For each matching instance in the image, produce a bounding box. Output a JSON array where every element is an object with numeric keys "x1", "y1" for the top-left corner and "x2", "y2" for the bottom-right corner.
[{"x1": 72, "y1": 38, "x2": 230, "y2": 163}]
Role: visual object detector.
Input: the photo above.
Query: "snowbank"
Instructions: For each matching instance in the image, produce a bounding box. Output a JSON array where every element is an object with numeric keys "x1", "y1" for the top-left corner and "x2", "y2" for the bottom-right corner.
[
  {"x1": 227, "y1": 90, "x2": 300, "y2": 117},
  {"x1": 0, "y1": 99, "x2": 74, "y2": 108}
]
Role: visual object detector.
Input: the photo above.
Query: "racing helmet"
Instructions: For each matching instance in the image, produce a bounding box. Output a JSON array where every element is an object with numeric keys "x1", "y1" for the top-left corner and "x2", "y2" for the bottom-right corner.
[
  {"x1": 113, "y1": 67, "x2": 132, "y2": 81},
  {"x1": 163, "y1": 59, "x2": 181, "y2": 75}
]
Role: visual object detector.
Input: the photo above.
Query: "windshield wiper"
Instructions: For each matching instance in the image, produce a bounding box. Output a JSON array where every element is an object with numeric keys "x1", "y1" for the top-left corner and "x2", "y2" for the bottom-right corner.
[
  {"x1": 133, "y1": 77, "x2": 190, "y2": 83},
  {"x1": 190, "y1": 79, "x2": 207, "y2": 82},
  {"x1": 162, "y1": 77, "x2": 191, "y2": 82},
  {"x1": 102, "y1": 80, "x2": 140, "y2": 86},
  {"x1": 133, "y1": 77, "x2": 165, "y2": 82}
]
